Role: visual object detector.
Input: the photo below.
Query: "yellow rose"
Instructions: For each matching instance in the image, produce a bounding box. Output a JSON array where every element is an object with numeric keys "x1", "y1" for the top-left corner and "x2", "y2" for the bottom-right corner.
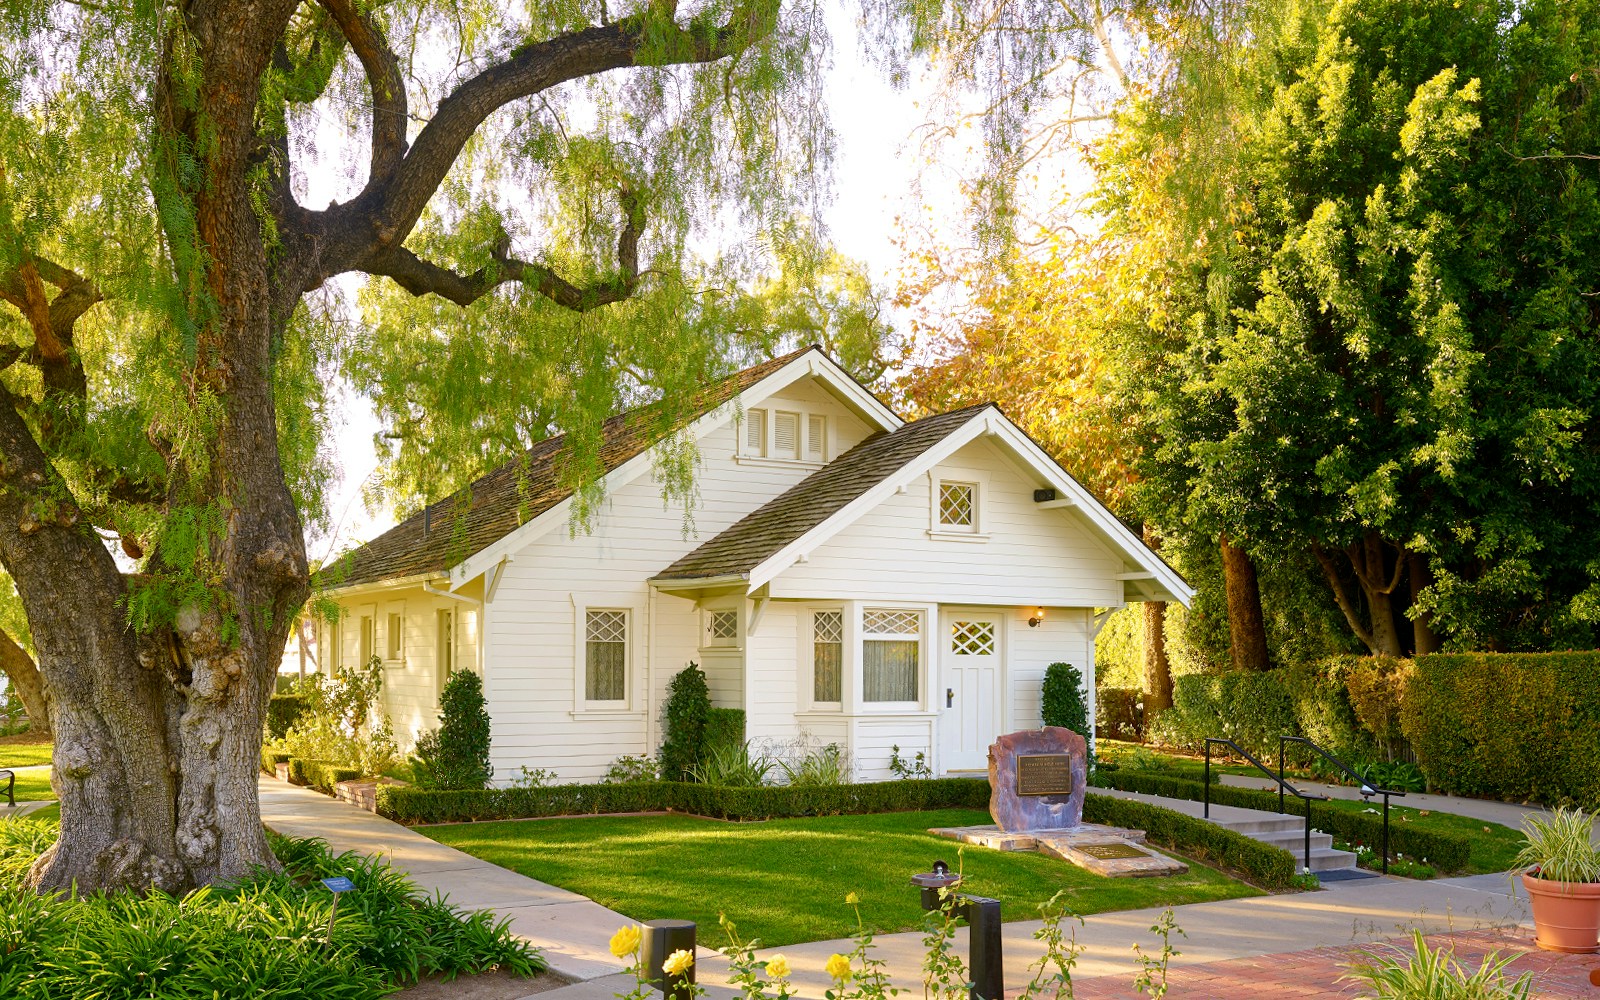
[
  {"x1": 766, "y1": 955, "x2": 792, "y2": 980},
  {"x1": 845, "y1": 892, "x2": 860, "y2": 905},
  {"x1": 825, "y1": 954, "x2": 852, "y2": 981},
  {"x1": 609, "y1": 925, "x2": 641, "y2": 959},
  {"x1": 663, "y1": 949, "x2": 695, "y2": 978}
]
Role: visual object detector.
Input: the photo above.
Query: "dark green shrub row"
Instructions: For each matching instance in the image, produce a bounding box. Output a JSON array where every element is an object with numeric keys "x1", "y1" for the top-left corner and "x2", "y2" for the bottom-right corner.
[
  {"x1": 0, "y1": 817, "x2": 541, "y2": 998},
  {"x1": 1092, "y1": 770, "x2": 1470, "y2": 872},
  {"x1": 260, "y1": 749, "x2": 291, "y2": 774},
  {"x1": 705, "y1": 707, "x2": 746, "y2": 756},
  {"x1": 1081, "y1": 792, "x2": 1297, "y2": 890},
  {"x1": 288, "y1": 758, "x2": 361, "y2": 794},
  {"x1": 266, "y1": 694, "x2": 306, "y2": 740},
  {"x1": 377, "y1": 777, "x2": 990, "y2": 825},
  {"x1": 1403, "y1": 651, "x2": 1600, "y2": 807}
]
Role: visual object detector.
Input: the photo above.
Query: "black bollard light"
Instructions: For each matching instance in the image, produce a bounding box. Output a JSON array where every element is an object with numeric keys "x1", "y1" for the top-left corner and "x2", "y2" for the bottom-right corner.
[
  {"x1": 912, "y1": 860, "x2": 1004, "y2": 1000},
  {"x1": 643, "y1": 918, "x2": 697, "y2": 1000}
]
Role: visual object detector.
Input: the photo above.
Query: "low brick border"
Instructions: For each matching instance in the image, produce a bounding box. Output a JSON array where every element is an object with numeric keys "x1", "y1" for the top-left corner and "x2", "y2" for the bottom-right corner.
[{"x1": 1062, "y1": 928, "x2": 1600, "y2": 999}]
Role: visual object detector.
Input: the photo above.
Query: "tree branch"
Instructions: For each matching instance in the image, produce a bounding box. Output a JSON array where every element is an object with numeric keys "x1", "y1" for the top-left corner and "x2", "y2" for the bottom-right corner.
[
  {"x1": 1313, "y1": 543, "x2": 1376, "y2": 652},
  {"x1": 317, "y1": 0, "x2": 408, "y2": 181},
  {"x1": 313, "y1": 0, "x2": 776, "y2": 278},
  {"x1": 366, "y1": 185, "x2": 644, "y2": 310}
]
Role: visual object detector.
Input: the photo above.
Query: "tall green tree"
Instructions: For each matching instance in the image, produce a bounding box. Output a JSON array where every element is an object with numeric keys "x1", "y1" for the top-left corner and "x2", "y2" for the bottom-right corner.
[
  {"x1": 0, "y1": 0, "x2": 849, "y2": 893},
  {"x1": 1121, "y1": 0, "x2": 1600, "y2": 654}
]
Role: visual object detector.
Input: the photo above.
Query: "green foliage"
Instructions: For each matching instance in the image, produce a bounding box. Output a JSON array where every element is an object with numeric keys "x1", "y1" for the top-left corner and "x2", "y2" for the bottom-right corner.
[
  {"x1": 659, "y1": 663, "x2": 711, "y2": 782},
  {"x1": 1342, "y1": 930, "x2": 1533, "y2": 1000},
  {"x1": 604, "y1": 755, "x2": 659, "y2": 783},
  {"x1": 287, "y1": 758, "x2": 362, "y2": 794},
  {"x1": 705, "y1": 707, "x2": 746, "y2": 759},
  {"x1": 1402, "y1": 652, "x2": 1600, "y2": 806},
  {"x1": 413, "y1": 670, "x2": 494, "y2": 792},
  {"x1": 1041, "y1": 662, "x2": 1089, "y2": 738},
  {"x1": 778, "y1": 744, "x2": 851, "y2": 786},
  {"x1": 1092, "y1": 769, "x2": 1472, "y2": 873},
  {"x1": 888, "y1": 745, "x2": 932, "y2": 779},
  {"x1": 1150, "y1": 664, "x2": 1369, "y2": 762},
  {"x1": 688, "y1": 742, "x2": 774, "y2": 787},
  {"x1": 265, "y1": 694, "x2": 306, "y2": 741},
  {"x1": 1513, "y1": 807, "x2": 1600, "y2": 884},
  {"x1": 1080, "y1": 794, "x2": 1298, "y2": 890},
  {"x1": 0, "y1": 819, "x2": 541, "y2": 998},
  {"x1": 377, "y1": 778, "x2": 992, "y2": 825},
  {"x1": 1096, "y1": 688, "x2": 1145, "y2": 742}
]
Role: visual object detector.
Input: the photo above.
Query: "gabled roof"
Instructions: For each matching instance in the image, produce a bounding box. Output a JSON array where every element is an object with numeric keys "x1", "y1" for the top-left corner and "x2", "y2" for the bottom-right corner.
[
  {"x1": 325, "y1": 347, "x2": 817, "y2": 590},
  {"x1": 651, "y1": 404, "x2": 1194, "y2": 606},
  {"x1": 652, "y1": 405, "x2": 992, "y2": 582}
]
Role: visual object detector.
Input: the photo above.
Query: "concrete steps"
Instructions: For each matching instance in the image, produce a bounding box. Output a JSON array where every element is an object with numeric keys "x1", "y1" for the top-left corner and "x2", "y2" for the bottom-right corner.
[{"x1": 1091, "y1": 787, "x2": 1360, "y2": 874}]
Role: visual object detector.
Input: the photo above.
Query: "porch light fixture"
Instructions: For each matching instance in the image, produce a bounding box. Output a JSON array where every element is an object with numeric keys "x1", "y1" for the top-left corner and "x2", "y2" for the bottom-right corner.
[{"x1": 1028, "y1": 609, "x2": 1045, "y2": 628}]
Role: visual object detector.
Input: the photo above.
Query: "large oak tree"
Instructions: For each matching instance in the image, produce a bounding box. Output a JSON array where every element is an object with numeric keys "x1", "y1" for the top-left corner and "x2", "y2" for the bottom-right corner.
[{"x1": 0, "y1": 0, "x2": 847, "y2": 892}]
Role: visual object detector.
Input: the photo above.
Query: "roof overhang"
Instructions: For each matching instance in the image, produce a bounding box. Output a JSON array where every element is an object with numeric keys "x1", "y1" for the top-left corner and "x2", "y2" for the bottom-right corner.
[
  {"x1": 442, "y1": 348, "x2": 904, "y2": 592},
  {"x1": 733, "y1": 407, "x2": 1193, "y2": 606}
]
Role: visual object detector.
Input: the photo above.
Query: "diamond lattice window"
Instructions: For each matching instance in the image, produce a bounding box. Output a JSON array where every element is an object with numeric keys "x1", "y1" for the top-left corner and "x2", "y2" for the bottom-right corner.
[
  {"x1": 938, "y1": 482, "x2": 976, "y2": 527},
  {"x1": 863, "y1": 609, "x2": 921, "y2": 635},
  {"x1": 709, "y1": 610, "x2": 738, "y2": 640},
  {"x1": 585, "y1": 610, "x2": 628, "y2": 702},
  {"x1": 813, "y1": 610, "x2": 843, "y2": 703},
  {"x1": 950, "y1": 621, "x2": 996, "y2": 656},
  {"x1": 813, "y1": 611, "x2": 843, "y2": 643}
]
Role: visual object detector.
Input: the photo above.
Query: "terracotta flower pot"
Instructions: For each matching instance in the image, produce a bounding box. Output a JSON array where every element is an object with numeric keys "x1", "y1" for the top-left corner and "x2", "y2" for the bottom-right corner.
[{"x1": 1522, "y1": 872, "x2": 1600, "y2": 954}]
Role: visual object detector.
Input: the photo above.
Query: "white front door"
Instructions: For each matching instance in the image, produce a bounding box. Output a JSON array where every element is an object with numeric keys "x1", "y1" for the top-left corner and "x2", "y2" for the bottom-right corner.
[{"x1": 938, "y1": 612, "x2": 1002, "y2": 772}]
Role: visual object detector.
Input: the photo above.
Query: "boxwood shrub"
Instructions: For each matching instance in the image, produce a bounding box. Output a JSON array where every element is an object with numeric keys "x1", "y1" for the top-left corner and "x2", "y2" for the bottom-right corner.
[
  {"x1": 265, "y1": 694, "x2": 306, "y2": 740},
  {"x1": 288, "y1": 758, "x2": 361, "y2": 795},
  {"x1": 1402, "y1": 651, "x2": 1600, "y2": 807},
  {"x1": 1081, "y1": 792, "x2": 1297, "y2": 890},
  {"x1": 1092, "y1": 770, "x2": 1470, "y2": 872},
  {"x1": 377, "y1": 777, "x2": 991, "y2": 825},
  {"x1": 1149, "y1": 665, "x2": 1370, "y2": 764},
  {"x1": 705, "y1": 708, "x2": 746, "y2": 757}
]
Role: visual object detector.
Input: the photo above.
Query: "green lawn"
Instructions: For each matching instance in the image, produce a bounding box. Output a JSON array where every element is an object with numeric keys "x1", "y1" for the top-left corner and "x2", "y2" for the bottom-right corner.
[
  {"x1": 6, "y1": 768, "x2": 55, "y2": 802},
  {"x1": 423, "y1": 808, "x2": 1260, "y2": 947},
  {"x1": 0, "y1": 742, "x2": 53, "y2": 768}
]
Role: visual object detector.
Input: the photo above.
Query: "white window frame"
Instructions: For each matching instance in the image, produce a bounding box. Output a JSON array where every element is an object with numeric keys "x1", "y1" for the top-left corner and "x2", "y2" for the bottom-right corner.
[
  {"x1": 436, "y1": 607, "x2": 455, "y2": 696},
  {"x1": 743, "y1": 407, "x2": 768, "y2": 457},
  {"x1": 325, "y1": 616, "x2": 342, "y2": 671},
  {"x1": 773, "y1": 410, "x2": 802, "y2": 460},
  {"x1": 806, "y1": 607, "x2": 845, "y2": 710},
  {"x1": 735, "y1": 400, "x2": 829, "y2": 468},
  {"x1": 860, "y1": 605, "x2": 926, "y2": 710},
  {"x1": 928, "y1": 468, "x2": 991, "y2": 542},
  {"x1": 385, "y1": 607, "x2": 405, "y2": 663},
  {"x1": 702, "y1": 606, "x2": 741, "y2": 650},
  {"x1": 358, "y1": 613, "x2": 375, "y2": 667},
  {"x1": 571, "y1": 595, "x2": 643, "y2": 715},
  {"x1": 806, "y1": 413, "x2": 828, "y2": 462}
]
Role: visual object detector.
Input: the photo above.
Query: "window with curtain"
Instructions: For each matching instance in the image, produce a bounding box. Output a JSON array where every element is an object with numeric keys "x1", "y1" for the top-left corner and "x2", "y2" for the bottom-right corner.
[
  {"x1": 863, "y1": 608, "x2": 921, "y2": 702},
  {"x1": 813, "y1": 610, "x2": 843, "y2": 703},
  {"x1": 585, "y1": 610, "x2": 628, "y2": 702}
]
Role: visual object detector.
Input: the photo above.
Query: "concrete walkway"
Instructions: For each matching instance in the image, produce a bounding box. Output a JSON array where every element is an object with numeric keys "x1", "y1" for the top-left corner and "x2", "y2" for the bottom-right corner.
[
  {"x1": 1216, "y1": 773, "x2": 1552, "y2": 831},
  {"x1": 258, "y1": 777, "x2": 634, "y2": 984}
]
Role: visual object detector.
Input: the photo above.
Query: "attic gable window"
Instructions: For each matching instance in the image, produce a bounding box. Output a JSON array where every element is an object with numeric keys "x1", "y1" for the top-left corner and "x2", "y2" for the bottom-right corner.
[
  {"x1": 745, "y1": 408, "x2": 767, "y2": 454},
  {"x1": 774, "y1": 411, "x2": 801, "y2": 459},
  {"x1": 938, "y1": 481, "x2": 976, "y2": 529},
  {"x1": 807, "y1": 414, "x2": 827, "y2": 460}
]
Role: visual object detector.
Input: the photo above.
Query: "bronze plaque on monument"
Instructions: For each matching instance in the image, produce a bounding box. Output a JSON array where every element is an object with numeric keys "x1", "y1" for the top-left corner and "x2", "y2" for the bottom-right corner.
[{"x1": 1016, "y1": 753, "x2": 1075, "y2": 797}]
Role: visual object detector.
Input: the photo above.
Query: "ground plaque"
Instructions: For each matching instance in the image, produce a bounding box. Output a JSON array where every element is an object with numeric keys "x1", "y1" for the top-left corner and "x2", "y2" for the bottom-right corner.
[{"x1": 988, "y1": 727, "x2": 1087, "y2": 833}]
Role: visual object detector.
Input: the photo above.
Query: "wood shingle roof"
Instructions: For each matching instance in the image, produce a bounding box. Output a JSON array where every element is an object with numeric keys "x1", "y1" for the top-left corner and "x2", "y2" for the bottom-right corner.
[{"x1": 324, "y1": 347, "x2": 814, "y2": 589}]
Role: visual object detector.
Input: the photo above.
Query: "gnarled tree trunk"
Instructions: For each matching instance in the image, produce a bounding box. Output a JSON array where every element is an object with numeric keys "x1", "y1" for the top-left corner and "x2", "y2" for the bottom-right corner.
[
  {"x1": 1313, "y1": 533, "x2": 1407, "y2": 657},
  {"x1": 1408, "y1": 550, "x2": 1441, "y2": 654},
  {"x1": 1220, "y1": 532, "x2": 1271, "y2": 671},
  {"x1": 0, "y1": 629, "x2": 50, "y2": 740},
  {"x1": 1140, "y1": 526, "x2": 1172, "y2": 713}
]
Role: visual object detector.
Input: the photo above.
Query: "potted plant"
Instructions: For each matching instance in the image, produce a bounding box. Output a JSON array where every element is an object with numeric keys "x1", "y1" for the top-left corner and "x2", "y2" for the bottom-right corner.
[{"x1": 1514, "y1": 806, "x2": 1600, "y2": 954}]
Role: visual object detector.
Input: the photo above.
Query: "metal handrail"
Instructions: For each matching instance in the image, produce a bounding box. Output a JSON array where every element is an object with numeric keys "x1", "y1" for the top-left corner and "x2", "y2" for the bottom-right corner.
[
  {"x1": 1279, "y1": 735, "x2": 1406, "y2": 875},
  {"x1": 1205, "y1": 737, "x2": 1325, "y2": 874}
]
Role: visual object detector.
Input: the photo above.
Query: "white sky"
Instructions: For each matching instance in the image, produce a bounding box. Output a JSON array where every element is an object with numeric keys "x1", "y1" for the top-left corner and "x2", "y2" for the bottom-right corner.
[{"x1": 314, "y1": 7, "x2": 1088, "y2": 561}]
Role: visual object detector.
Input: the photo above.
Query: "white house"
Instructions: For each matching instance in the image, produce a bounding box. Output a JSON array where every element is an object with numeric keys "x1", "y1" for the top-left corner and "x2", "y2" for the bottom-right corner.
[{"x1": 317, "y1": 346, "x2": 1191, "y2": 782}]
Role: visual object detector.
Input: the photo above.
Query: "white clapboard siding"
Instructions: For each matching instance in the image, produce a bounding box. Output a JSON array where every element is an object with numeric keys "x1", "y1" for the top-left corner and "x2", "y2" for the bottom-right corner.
[
  {"x1": 769, "y1": 438, "x2": 1124, "y2": 606},
  {"x1": 852, "y1": 716, "x2": 937, "y2": 782},
  {"x1": 1003, "y1": 610, "x2": 1091, "y2": 734},
  {"x1": 743, "y1": 602, "x2": 802, "y2": 746},
  {"x1": 482, "y1": 384, "x2": 876, "y2": 783}
]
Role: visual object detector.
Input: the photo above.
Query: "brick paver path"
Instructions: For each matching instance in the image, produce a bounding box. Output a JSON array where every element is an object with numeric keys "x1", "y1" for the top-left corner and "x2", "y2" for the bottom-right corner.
[{"x1": 1064, "y1": 928, "x2": 1600, "y2": 999}]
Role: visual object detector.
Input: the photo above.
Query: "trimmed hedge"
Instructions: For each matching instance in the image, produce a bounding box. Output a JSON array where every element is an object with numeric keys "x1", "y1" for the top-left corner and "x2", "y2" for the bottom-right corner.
[
  {"x1": 266, "y1": 695, "x2": 306, "y2": 740},
  {"x1": 705, "y1": 708, "x2": 746, "y2": 757},
  {"x1": 1082, "y1": 792, "x2": 1297, "y2": 890},
  {"x1": 1403, "y1": 651, "x2": 1600, "y2": 807},
  {"x1": 287, "y1": 758, "x2": 361, "y2": 794},
  {"x1": 376, "y1": 777, "x2": 991, "y2": 825},
  {"x1": 1092, "y1": 770, "x2": 1470, "y2": 872},
  {"x1": 1149, "y1": 664, "x2": 1370, "y2": 763},
  {"x1": 260, "y1": 749, "x2": 292, "y2": 774}
]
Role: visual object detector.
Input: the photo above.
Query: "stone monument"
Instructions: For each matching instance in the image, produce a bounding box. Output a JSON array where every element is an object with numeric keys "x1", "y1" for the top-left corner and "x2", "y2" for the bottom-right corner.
[
  {"x1": 929, "y1": 727, "x2": 1188, "y2": 878},
  {"x1": 988, "y1": 726, "x2": 1087, "y2": 833}
]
